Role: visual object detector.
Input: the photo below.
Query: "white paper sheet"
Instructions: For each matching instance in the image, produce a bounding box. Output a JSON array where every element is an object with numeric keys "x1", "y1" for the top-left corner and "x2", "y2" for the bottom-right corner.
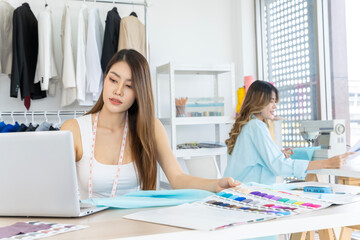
[
  {"x1": 346, "y1": 139, "x2": 360, "y2": 166},
  {"x1": 124, "y1": 203, "x2": 276, "y2": 231}
]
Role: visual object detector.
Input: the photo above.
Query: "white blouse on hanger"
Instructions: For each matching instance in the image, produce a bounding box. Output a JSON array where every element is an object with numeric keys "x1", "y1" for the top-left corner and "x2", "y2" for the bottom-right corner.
[
  {"x1": 34, "y1": 6, "x2": 58, "y2": 96},
  {"x1": 60, "y1": 4, "x2": 77, "y2": 107},
  {"x1": 76, "y1": 4, "x2": 94, "y2": 106},
  {"x1": 86, "y1": 7, "x2": 104, "y2": 100}
]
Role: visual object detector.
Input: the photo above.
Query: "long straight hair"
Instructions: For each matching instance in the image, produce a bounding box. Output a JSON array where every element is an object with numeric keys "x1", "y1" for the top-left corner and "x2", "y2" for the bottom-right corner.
[
  {"x1": 225, "y1": 80, "x2": 279, "y2": 155},
  {"x1": 87, "y1": 49, "x2": 157, "y2": 190}
]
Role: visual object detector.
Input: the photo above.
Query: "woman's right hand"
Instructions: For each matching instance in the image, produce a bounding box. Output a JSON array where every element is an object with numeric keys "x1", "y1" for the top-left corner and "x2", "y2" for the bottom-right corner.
[{"x1": 324, "y1": 152, "x2": 355, "y2": 169}]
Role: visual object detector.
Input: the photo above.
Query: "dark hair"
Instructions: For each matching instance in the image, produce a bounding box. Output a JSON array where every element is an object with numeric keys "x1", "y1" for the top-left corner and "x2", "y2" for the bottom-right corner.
[
  {"x1": 87, "y1": 49, "x2": 157, "y2": 190},
  {"x1": 226, "y1": 80, "x2": 279, "y2": 155}
]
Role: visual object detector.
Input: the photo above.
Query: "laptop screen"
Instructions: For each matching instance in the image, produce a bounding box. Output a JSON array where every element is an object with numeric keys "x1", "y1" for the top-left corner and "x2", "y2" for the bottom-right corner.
[{"x1": 0, "y1": 131, "x2": 82, "y2": 217}]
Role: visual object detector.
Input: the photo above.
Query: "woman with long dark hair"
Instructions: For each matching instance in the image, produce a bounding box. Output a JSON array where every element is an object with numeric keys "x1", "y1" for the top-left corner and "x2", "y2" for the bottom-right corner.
[
  {"x1": 224, "y1": 80, "x2": 353, "y2": 185},
  {"x1": 61, "y1": 49, "x2": 239, "y2": 199}
]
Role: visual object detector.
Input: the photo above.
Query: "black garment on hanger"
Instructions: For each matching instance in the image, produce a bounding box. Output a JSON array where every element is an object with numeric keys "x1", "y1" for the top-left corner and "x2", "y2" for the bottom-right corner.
[
  {"x1": 101, "y1": 7, "x2": 121, "y2": 73},
  {"x1": 130, "y1": 11, "x2": 137, "y2": 17},
  {"x1": 11, "y1": 3, "x2": 46, "y2": 110},
  {"x1": 16, "y1": 123, "x2": 28, "y2": 132},
  {"x1": 25, "y1": 123, "x2": 38, "y2": 132},
  {"x1": 49, "y1": 125, "x2": 59, "y2": 131}
]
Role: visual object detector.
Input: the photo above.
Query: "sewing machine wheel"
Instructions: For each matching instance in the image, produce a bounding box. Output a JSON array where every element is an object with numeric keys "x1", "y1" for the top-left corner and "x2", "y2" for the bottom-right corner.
[{"x1": 335, "y1": 123, "x2": 345, "y2": 135}]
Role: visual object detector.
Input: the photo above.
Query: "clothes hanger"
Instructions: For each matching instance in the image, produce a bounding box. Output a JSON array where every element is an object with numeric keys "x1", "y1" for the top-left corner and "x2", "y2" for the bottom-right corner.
[
  {"x1": 0, "y1": 112, "x2": 3, "y2": 122},
  {"x1": 44, "y1": 0, "x2": 48, "y2": 7},
  {"x1": 31, "y1": 111, "x2": 35, "y2": 124},
  {"x1": 130, "y1": 2, "x2": 137, "y2": 17},
  {"x1": 11, "y1": 111, "x2": 15, "y2": 125},
  {"x1": 51, "y1": 110, "x2": 63, "y2": 129},
  {"x1": 57, "y1": 111, "x2": 62, "y2": 125},
  {"x1": 24, "y1": 112, "x2": 29, "y2": 126},
  {"x1": 44, "y1": 111, "x2": 48, "y2": 123},
  {"x1": 26, "y1": 111, "x2": 36, "y2": 129}
]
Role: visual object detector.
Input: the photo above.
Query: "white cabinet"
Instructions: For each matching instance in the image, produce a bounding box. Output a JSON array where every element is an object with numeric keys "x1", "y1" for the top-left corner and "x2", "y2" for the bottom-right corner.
[{"x1": 155, "y1": 62, "x2": 236, "y2": 164}]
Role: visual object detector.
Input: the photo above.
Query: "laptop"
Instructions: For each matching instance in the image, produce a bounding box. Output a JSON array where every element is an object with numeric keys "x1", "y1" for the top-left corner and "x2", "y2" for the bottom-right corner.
[{"x1": 0, "y1": 131, "x2": 107, "y2": 217}]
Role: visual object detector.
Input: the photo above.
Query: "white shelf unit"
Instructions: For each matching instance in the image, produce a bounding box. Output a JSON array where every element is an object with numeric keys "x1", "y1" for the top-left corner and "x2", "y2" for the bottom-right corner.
[
  {"x1": 174, "y1": 147, "x2": 228, "y2": 158},
  {"x1": 159, "y1": 116, "x2": 234, "y2": 125},
  {"x1": 156, "y1": 62, "x2": 235, "y2": 165}
]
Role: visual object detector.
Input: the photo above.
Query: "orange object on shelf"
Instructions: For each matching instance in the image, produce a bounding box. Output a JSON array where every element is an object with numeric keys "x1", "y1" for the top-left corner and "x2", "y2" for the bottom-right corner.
[
  {"x1": 236, "y1": 87, "x2": 246, "y2": 114},
  {"x1": 236, "y1": 75, "x2": 255, "y2": 115}
]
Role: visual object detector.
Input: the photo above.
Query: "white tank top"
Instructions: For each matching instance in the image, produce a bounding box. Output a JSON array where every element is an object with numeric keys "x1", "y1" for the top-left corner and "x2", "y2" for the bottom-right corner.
[{"x1": 76, "y1": 114, "x2": 140, "y2": 200}]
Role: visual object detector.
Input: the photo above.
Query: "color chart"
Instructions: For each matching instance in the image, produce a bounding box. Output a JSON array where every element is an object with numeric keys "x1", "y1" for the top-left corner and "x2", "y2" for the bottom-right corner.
[
  {"x1": 216, "y1": 185, "x2": 332, "y2": 212},
  {"x1": 124, "y1": 184, "x2": 333, "y2": 231}
]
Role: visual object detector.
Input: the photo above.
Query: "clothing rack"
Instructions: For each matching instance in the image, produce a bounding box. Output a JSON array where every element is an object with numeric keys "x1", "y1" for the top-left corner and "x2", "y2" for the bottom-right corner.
[
  {"x1": 0, "y1": 111, "x2": 87, "y2": 124},
  {"x1": 78, "y1": 0, "x2": 149, "y2": 59},
  {"x1": 82, "y1": 0, "x2": 147, "y2": 7},
  {"x1": 0, "y1": 111, "x2": 86, "y2": 116}
]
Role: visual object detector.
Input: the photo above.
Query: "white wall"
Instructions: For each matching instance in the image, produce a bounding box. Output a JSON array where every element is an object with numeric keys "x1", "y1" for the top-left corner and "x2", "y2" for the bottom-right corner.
[
  {"x1": 233, "y1": 0, "x2": 257, "y2": 82},
  {"x1": 149, "y1": 0, "x2": 257, "y2": 90},
  {"x1": 149, "y1": 0, "x2": 234, "y2": 68},
  {"x1": 0, "y1": 0, "x2": 257, "y2": 113}
]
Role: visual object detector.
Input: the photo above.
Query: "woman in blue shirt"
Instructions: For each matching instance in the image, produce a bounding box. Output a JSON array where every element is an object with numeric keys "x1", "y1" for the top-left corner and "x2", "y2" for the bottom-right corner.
[{"x1": 224, "y1": 80, "x2": 353, "y2": 185}]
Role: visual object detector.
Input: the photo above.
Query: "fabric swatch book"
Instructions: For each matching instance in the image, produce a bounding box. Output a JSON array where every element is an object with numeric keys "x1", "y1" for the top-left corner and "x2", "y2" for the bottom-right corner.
[
  {"x1": 124, "y1": 184, "x2": 333, "y2": 230},
  {"x1": 1, "y1": 221, "x2": 87, "y2": 239}
]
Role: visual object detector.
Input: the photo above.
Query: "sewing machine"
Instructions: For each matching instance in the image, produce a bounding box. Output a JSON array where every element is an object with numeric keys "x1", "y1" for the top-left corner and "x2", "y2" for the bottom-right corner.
[{"x1": 299, "y1": 120, "x2": 347, "y2": 160}]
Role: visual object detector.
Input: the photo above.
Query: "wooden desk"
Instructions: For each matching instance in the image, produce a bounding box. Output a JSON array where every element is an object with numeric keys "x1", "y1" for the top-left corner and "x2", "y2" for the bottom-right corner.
[
  {"x1": 119, "y1": 201, "x2": 360, "y2": 240},
  {"x1": 0, "y1": 209, "x2": 186, "y2": 239},
  {"x1": 1, "y1": 201, "x2": 360, "y2": 240}
]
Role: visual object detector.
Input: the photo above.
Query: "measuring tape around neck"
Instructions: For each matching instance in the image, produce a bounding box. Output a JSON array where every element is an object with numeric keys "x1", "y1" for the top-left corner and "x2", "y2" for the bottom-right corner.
[{"x1": 88, "y1": 111, "x2": 129, "y2": 198}]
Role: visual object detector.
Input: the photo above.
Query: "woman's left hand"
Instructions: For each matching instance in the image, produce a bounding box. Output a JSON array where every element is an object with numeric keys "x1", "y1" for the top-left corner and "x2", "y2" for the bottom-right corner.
[
  {"x1": 215, "y1": 177, "x2": 241, "y2": 193},
  {"x1": 282, "y1": 147, "x2": 294, "y2": 158}
]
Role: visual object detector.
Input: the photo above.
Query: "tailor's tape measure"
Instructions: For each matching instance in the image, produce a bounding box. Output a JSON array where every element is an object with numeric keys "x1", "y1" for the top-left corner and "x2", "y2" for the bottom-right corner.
[{"x1": 303, "y1": 186, "x2": 333, "y2": 194}]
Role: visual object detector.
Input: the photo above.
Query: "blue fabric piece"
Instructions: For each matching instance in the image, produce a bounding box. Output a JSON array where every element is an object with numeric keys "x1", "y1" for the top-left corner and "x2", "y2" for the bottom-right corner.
[
  {"x1": 291, "y1": 146, "x2": 321, "y2": 161},
  {"x1": 224, "y1": 118, "x2": 310, "y2": 185},
  {"x1": 1, "y1": 122, "x2": 20, "y2": 133},
  {"x1": 246, "y1": 237, "x2": 276, "y2": 240},
  {"x1": 81, "y1": 189, "x2": 214, "y2": 209},
  {"x1": 0, "y1": 121, "x2": 6, "y2": 131}
]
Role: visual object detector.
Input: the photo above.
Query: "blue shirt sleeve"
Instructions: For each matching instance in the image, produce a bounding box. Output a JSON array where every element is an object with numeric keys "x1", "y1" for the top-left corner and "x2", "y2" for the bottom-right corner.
[{"x1": 249, "y1": 119, "x2": 309, "y2": 179}]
